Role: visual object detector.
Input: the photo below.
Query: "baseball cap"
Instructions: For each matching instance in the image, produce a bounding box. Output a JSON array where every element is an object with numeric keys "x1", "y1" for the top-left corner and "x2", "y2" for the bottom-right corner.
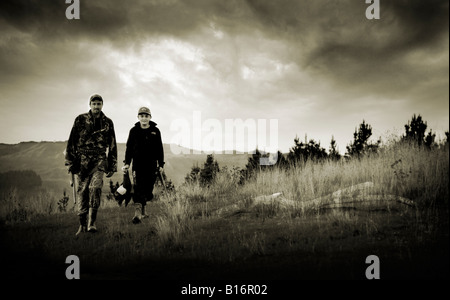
[
  {"x1": 138, "y1": 107, "x2": 151, "y2": 115},
  {"x1": 90, "y1": 94, "x2": 103, "y2": 102}
]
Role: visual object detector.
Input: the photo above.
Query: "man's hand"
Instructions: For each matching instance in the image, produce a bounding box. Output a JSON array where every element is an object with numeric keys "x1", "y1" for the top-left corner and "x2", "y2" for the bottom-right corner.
[
  {"x1": 66, "y1": 164, "x2": 74, "y2": 174},
  {"x1": 157, "y1": 161, "x2": 165, "y2": 173},
  {"x1": 106, "y1": 171, "x2": 114, "y2": 178},
  {"x1": 122, "y1": 164, "x2": 130, "y2": 174}
]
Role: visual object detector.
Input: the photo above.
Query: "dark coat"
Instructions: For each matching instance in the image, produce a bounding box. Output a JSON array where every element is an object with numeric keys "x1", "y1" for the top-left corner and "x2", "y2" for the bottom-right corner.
[
  {"x1": 124, "y1": 121, "x2": 164, "y2": 171},
  {"x1": 65, "y1": 110, "x2": 118, "y2": 176}
]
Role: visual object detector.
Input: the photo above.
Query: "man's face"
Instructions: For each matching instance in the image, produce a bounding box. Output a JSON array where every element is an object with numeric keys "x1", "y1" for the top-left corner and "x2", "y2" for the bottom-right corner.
[
  {"x1": 90, "y1": 100, "x2": 103, "y2": 114},
  {"x1": 138, "y1": 113, "x2": 151, "y2": 126}
]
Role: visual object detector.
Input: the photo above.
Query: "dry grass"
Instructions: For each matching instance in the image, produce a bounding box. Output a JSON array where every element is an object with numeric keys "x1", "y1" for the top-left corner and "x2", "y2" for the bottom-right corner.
[{"x1": 0, "y1": 142, "x2": 448, "y2": 279}]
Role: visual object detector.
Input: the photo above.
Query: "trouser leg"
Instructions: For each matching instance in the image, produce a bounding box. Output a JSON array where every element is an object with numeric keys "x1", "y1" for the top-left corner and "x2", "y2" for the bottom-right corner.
[
  {"x1": 131, "y1": 168, "x2": 157, "y2": 224},
  {"x1": 75, "y1": 214, "x2": 87, "y2": 236},
  {"x1": 133, "y1": 169, "x2": 157, "y2": 203},
  {"x1": 132, "y1": 202, "x2": 142, "y2": 224},
  {"x1": 87, "y1": 170, "x2": 103, "y2": 232},
  {"x1": 76, "y1": 170, "x2": 103, "y2": 233},
  {"x1": 89, "y1": 170, "x2": 104, "y2": 209},
  {"x1": 88, "y1": 208, "x2": 98, "y2": 232},
  {"x1": 75, "y1": 174, "x2": 89, "y2": 235},
  {"x1": 76, "y1": 174, "x2": 90, "y2": 216},
  {"x1": 141, "y1": 204, "x2": 149, "y2": 219}
]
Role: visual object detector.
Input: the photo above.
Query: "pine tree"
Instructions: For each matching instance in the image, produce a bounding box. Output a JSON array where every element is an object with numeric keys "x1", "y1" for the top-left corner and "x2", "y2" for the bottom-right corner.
[
  {"x1": 329, "y1": 135, "x2": 341, "y2": 161},
  {"x1": 346, "y1": 120, "x2": 380, "y2": 157},
  {"x1": 288, "y1": 135, "x2": 328, "y2": 164},
  {"x1": 185, "y1": 164, "x2": 201, "y2": 184},
  {"x1": 200, "y1": 154, "x2": 220, "y2": 186},
  {"x1": 404, "y1": 114, "x2": 427, "y2": 146},
  {"x1": 424, "y1": 130, "x2": 436, "y2": 149}
]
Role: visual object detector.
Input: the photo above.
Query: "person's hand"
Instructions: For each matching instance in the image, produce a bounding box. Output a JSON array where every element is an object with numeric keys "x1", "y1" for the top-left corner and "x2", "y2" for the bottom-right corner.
[
  {"x1": 106, "y1": 171, "x2": 114, "y2": 178},
  {"x1": 122, "y1": 164, "x2": 130, "y2": 174},
  {"x1": 66, "y1": 164, "x2": 76, "y2": 174}
]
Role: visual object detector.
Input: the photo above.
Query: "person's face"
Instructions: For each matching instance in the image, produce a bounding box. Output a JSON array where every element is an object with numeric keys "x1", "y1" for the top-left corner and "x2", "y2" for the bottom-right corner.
[
  {"x1": 138, "y1": 113, "x2": 151, "y2": 125},
  {"x1": 90, "y1": 100, "x2": 103, "y2": 114}
]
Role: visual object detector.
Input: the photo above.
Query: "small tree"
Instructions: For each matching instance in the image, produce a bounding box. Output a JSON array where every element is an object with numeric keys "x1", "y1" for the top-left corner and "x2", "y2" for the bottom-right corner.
[
  {"x1": 275, "y1": 150, "x2": 289, "y2": 168},
  {"x1": 402, "y1": 114, "x2": 439, "y2": 149},
  {"x1": 240, "y1": 148, "x2": 263, "y2": 181},
  {"x1": 184, "y1": 155, "x2": 220, "y2": 187},
  {"x1": 185, "y1": 164, "x2": 201, "y2": 184},
  {"x1": 287, "y1": 135, "x2": 328, "y2": 164},
  {"x1": 424, "y1": 129, "x2": 436, "y2": 149},
  {"x1": 404, "y1": 114, "x2": 427, "y2": 146},
  {"x1": 329, "y1": 135, "x2": 341, "y2": 161},
  {"x1": 200, "y1": 154, "x2": 220, "y2": 186},
  {"x1": 346, "y1": 120, "x2": 380, "y2": 157}
]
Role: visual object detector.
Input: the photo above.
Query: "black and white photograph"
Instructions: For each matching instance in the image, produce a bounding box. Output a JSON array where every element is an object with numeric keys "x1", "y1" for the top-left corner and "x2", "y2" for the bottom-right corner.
[{"x1": 0, "y1": 0, "x2": 448, "y2": 291}]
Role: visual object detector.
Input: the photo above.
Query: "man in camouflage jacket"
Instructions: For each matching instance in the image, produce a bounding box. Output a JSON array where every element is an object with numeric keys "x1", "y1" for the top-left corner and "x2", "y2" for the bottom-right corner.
[{"x1": 65, "y1": 94, "x2": 117, "y2": 235}]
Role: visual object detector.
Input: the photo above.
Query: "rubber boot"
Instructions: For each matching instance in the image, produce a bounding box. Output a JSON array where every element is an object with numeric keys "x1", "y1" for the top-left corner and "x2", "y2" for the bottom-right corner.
[
  {"x1": 132, "y1": 203, "x2": 142, "y2": 224},
  {"x1": 141, "y1": 204, "x2": 149, "y2": 219},
  {"x1": 87, "y1": 208, "x2": 98, "y2": 233},
  {"x1": 75, "y1": 214, "x2": 87, "y2": 236}
]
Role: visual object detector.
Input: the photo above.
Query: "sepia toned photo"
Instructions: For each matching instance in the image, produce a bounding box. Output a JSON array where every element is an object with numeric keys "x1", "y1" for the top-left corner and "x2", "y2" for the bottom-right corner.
[{"x1": 0, "y1": 0, "x2": 448, "y2": 293}]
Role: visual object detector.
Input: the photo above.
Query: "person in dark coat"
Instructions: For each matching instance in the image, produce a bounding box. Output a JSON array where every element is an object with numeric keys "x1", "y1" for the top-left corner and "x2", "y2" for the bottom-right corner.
[
  {"x1": 122, "y1": 106, "x2": 164, "y2": 224},
  {"x1": 65, "y1": 94, "x2": 117, "y2": 235}
]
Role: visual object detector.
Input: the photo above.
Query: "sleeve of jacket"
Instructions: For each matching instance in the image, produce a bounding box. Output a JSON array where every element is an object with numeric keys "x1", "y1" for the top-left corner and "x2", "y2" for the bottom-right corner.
[
  {"x1": 124, "y1": 128, "x2": 135, "y2": 166},
  {"x1": 64, "y1": 117, "x2": 80, "y2": 166},
  {"x1": 107, "y1": 119, "x2": 118, "y2": 172},
  {"x1": 157, "y1": 128, "x2": 164, "y2": 167}
]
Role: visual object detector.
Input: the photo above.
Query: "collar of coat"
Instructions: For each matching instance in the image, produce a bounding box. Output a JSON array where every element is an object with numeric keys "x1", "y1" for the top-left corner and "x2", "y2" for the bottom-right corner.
[
  {"x1": 88, "y1": 110, "x2": 107, "y2": 120},
  {"x1": 134, "y1": 121, "x2": 158, "y2": 128}
]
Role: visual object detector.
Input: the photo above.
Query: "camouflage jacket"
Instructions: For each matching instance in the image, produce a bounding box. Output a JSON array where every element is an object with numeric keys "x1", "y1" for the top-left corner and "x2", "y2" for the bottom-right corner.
[{"x1": 65, "y1": 110, "x2": 117, "y2": 175}]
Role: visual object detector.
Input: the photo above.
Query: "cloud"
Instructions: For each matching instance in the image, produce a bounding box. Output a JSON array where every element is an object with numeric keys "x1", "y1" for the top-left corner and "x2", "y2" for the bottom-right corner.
[{"x1": 0, "y1": 0, "x2": 448, "y2": 151}]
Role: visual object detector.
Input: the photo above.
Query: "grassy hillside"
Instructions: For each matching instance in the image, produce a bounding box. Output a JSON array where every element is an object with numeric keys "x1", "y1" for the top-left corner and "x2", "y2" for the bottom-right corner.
[
  {"x1": 0, "y1": 141, "x2": 249, "y2": 193},
  {"x1": 0, "y1": 141, "x2": 448, "y2": 281}
]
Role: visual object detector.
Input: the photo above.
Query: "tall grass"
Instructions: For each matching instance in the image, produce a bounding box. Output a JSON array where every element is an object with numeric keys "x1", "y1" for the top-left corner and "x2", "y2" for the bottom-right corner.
[
  {"x1": 248, "y1": 142, "x2": 449, "y2": 208},
  {"x1": 0, "y1": 187, "x2": 60, "y2": 223},
  {"x1": 115, "y1": 142, "x2": 446, "y2": 238},
  {"x1": 155, "y1": 193, "x2": 193, "y2": 246},
  {"x1": 1, "y1": 142, "x2": 448, "y2": 271}
]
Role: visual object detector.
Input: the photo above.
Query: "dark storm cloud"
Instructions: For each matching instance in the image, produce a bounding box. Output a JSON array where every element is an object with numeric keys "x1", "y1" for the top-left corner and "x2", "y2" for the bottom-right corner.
[
  {"x1": 0, "y1": 0, "x2": 223, "y2": 43},
  {"x1": 1, "y1": 0, "x2": 447, "y2": 51},
  {"x1": 0, "y1": 0, "x2": 447, "y2": 97},
  {"x1": 383, "y1": 0, "x2": 449, "y2": 48},
  {"x1": 0, "y1": 0, "x2": 447, "y2": 148},
  {"x1": 307, "y1": 0, "x2": 449, "y2": 67},
  {"x1": 244, "y1": 0, "x2": 448, "y2": 79}
]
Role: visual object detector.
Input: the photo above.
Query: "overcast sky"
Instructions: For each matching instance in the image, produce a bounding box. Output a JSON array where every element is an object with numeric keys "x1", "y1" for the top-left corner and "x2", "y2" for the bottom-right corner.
[{"x1": 0, "y1": 0, "x2": 448, "y2": 154}]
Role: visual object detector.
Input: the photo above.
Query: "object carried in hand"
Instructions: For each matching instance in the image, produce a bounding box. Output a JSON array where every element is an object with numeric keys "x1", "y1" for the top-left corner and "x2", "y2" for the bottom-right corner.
[
  {"x1": 114, "y1": 170, "x2": 133, "y2": 207},
  {"x1": 70, "y1": 172, "x2": 77, "y2": 205},
  {"x1": 156, "y1": 167, "x2": 168, "y2": 193}
]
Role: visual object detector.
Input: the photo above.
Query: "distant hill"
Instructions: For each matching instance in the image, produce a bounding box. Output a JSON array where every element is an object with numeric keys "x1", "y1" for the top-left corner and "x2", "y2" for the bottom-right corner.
[{"x1": 0, "y1": 141, "x2": 250, "y2": 193}]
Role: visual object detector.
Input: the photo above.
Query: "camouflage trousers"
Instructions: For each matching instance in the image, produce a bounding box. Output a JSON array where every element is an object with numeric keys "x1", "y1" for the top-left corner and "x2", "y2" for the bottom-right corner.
[{"x1": 76, "y1": 169, "x2": 104, "y2": 216}]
